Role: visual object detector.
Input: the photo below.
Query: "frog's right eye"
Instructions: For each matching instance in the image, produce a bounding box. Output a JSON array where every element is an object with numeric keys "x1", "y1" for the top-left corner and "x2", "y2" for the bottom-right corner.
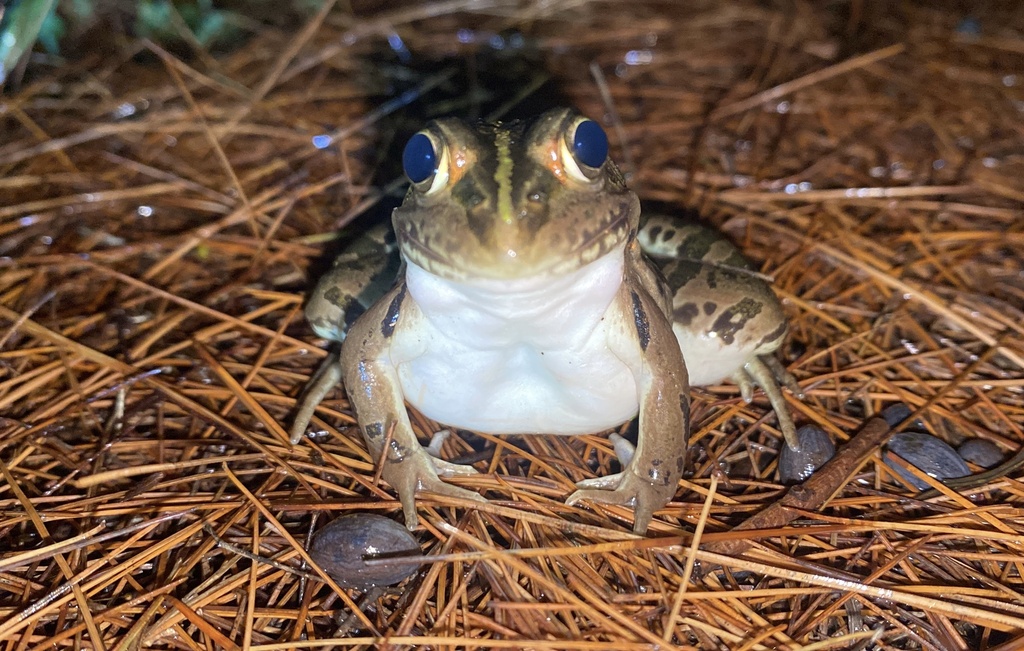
[
  {"x1": 402, "y1": 131, "x2": 449, "y2": 194},
  {"x1": 402, "y1": 133, "x2": 435, "y2": 183}
]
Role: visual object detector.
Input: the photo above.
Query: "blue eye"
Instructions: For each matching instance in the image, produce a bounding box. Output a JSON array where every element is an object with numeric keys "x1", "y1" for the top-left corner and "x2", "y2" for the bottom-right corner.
[
  {"x1": 402, "y1": 132, "x2": 437, "y2": 184},
  {"x1": 572, "y1": 120, "x2": 608, "y2": 169}
]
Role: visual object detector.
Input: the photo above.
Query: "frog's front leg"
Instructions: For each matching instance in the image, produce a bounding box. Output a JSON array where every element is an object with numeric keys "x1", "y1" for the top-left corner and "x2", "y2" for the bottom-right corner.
[
  {"x1": 340, "y1": 283, "x2": 485, "y2": 530},
  {"x1": 567, "y1": 285, "x2": 689, "y2": 534}
]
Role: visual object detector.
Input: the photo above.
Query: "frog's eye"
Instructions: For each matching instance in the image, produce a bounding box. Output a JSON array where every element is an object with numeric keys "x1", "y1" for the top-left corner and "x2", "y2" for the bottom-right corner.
[
  {"x1": 402, "y1": 131, "x2": 449, "y2": 194},
  {"x1": 562, "y1": 118, "x2": 608, "y2": 182},
  {"x1": 572, "y1": 120, "x2": 608, "y2": 168}
]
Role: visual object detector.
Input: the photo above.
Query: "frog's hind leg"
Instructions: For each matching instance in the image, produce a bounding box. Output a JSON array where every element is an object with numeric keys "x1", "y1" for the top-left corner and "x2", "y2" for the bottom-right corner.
[
  {"x1": 305, "y1": 223, "x2": 402, "y2": 343},
  {"x1": 289, "y1": 350, "x2": 343, "y2": 444},
  {"x1": 638, "y1": 215, "x2": 754, "y2": 270},
  {"x1": 762, "y1": 353, "x2": 804, "y2": 398},
  {"x1": 733, "y1": 354, "x2": 804, "y2": 403},
  {"x1": 641, "y1": 212, "x2": 804, "y2": 452},
  {"x1": 292, "y1": 223, "x2": 401, "y2": 443},
  {"x1": 736, "y1": 356, "x2": 801, "y2": 451}
]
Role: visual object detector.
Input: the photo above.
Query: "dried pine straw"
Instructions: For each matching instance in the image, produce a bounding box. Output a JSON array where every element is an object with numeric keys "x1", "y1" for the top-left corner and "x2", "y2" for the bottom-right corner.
[{"x1": 2, "y1": 0, "x2": 1024, "y2": 649}]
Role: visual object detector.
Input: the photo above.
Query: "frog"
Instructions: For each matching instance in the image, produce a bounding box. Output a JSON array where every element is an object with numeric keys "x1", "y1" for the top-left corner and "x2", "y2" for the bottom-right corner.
[{"x1": 290, "y1": 108, "x2": 801, "y2": 534}]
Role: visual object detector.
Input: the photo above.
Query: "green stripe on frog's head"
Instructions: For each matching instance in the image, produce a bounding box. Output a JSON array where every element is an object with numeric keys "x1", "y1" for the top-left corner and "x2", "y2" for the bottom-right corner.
[
  {"x1": 493, "y1": 128, "x2": 515, "y2": 226},
  {"x1": 393, "y1": 108, "x2": 639, "y2": 281}
]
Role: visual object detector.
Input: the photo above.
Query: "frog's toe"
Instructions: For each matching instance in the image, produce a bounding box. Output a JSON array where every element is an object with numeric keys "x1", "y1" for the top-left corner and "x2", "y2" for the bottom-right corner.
[
  {"x1": 574, "y1": 472, "x2": 624, "y2": 491},
  {"x1": 566, "y1": 472, "x2": 673, "y2": 534},
  {"x1": 423, "y1": 430, "x2": 479, "y2": 476},
  {"x1": 417, "y1": 476, "x2": 487, "y2": 507},
  {"x1": 733, "y1": 370, "x2": 755, "y2": 403},
  {"x1": 394, "y1": 477, "x2": 484, "y2": 531},
  {"x1": 574, "y1": 435, "x2": 639, "y2": 489},
  {"x1": 609, "y1": 433, "x2": 635, "y2": 465},
  {"x1": 762, "y1": 354, "x2": 805, "y2": 398},
  {"x1": 431, "y1": 457, "x2": 480, "y2": 478},
  {"x1": 425, "y1": 429, "x2": 451, "y2": 458},
  {"x1": 394, "y1": 482, "x2": 422, "y2": 531}
]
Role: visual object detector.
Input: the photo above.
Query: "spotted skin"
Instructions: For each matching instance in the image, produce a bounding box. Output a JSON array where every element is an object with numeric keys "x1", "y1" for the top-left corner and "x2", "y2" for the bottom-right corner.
[
  {"x1": 380, "y1": 284, "x2": 406, "y2": 338},
  {"x1": 302, "y1": 223, "x2": 400, "y2": 343},
  {"x1": 630, "y1": 290, "x2": 651, "y2": 351}
]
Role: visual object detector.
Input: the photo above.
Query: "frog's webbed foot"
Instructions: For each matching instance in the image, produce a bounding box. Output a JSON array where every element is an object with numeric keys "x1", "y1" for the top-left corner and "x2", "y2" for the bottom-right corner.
[
  {"x1": 733, "y1": 355, "x2": 802, "y2": 451},
  {"x1": 566, "y1": 469, "x2": 674, "y2": 535},
  {"x1": 289, "y1": 350, "x2": 343, "y2": 444},
  {"x1": 382, "y1": 449, "x2": 486, "y2": 531},
  {"x1": 568, "y1": 434, "x2": 674, "y2": 534}
]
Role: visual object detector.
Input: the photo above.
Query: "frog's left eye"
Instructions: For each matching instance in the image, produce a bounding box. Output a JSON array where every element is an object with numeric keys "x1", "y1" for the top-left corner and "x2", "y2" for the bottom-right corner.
[
  {"x1": 562, "y1": 118, "x2": 608, "y2": 182},
  {"x1": 402, "y1": 131, "x2": 449, "y2": 194},
  {"x1": 573, "y1": 120, "x2": 608, "y2": 168}
]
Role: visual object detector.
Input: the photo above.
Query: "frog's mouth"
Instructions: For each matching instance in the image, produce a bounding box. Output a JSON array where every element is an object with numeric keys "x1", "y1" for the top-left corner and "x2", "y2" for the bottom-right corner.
[
  {"x1": 569, "y1": 203, "x2": 632, "y2": 260},
  {"x1": 398, "y1": 204, "x2": 633, "y2": 282}
]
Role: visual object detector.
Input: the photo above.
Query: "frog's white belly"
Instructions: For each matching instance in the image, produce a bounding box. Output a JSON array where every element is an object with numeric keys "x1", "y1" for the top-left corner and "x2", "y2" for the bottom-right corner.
[{"x1": 394, "y1": 248, "x2": 640, "y2": 435}]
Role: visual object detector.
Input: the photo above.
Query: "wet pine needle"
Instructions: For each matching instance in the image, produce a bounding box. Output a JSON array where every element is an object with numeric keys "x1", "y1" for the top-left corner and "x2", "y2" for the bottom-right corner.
[{"x1": 2, "y1": 1, "x2": 1024, "y2": 649}]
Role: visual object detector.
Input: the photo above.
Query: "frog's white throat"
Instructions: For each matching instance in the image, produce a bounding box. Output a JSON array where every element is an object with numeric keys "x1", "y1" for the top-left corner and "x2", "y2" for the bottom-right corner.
[
  {"x1": 403, "y1": 244, "x2": 626, "y2": 330},
  {"x1": 396, "y1": 244, "x2": 640, "y2": 435}
]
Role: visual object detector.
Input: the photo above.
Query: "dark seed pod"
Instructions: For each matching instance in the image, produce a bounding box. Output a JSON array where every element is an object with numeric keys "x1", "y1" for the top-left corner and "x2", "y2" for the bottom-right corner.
[
  {"x1": 957, "y1": 439, "x2": 1004, "y2": 469},
  {"x1": 880, "y1": 403, "x2": 912, "y2": 427},
  {"x1": 309, "y1": 514, "x2": 422, "y2": 588},
  {"x1": 885, "y1": 432, "x2": 970, "y2": 491},
  {"x1": 779, "y1": 424, "x2": 836, "y2": 484}
]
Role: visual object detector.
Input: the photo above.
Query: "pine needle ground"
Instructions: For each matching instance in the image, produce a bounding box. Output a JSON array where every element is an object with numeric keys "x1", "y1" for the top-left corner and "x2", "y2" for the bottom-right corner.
[{"x1": 1, "y1": 2, "x2": 1023, "y2": 649}]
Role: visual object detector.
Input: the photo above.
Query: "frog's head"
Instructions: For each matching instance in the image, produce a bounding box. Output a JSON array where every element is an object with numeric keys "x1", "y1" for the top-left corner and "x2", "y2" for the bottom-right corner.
[{"x1": 392, "y1": 108, "x2": 639, "y2": 281}]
